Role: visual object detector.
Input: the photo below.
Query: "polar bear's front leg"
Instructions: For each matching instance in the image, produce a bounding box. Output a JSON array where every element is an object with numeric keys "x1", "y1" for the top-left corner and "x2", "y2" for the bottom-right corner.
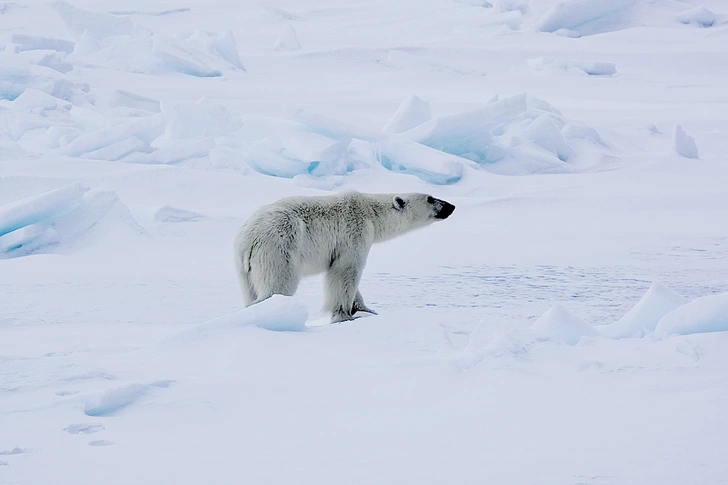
[{"x1": 324, "y1": 260, "x2": 365, "y2": 323}]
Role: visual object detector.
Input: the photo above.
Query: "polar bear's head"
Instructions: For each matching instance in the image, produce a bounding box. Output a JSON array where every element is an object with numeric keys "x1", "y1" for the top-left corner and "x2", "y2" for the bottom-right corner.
[{"x1": 392, "y1": 193, "x2": 455, "y2": 221}]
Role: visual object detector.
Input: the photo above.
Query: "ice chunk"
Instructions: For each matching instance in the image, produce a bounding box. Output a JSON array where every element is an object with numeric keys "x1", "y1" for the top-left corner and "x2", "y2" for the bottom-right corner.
[
  {"x1": 153, "y1": 205, "x2": 206, "y2": 223},
  {"x1": 51, "y1": 1, "x2": 135, "y2": 39},
  {"x1": 0, "y1": 184, "x2": 134, "y2": 258},
  {"x1": 170, "y1": 295, "x2": 308, "y2": 342},
  {"x1": 152, "y1": 36, "x2": 222, "y2": 77},
  {"x1": 160, "y1": 100, "x2": 242, "y2": 140},
  {"x1": 673, "y1": 124, "x2": 699, "y2": 159},
  {"x1": 59, "y1": 113, "x2": 165, "y2": 158},
  {"x1": 377, "y1": 136, "x2": 466, "y2": 185},
  {"x1": 0, "y1": 224, "x2": 60, "y2": 257},
  {"x1": 403, "y1": 94, "x2": 527, "y2": 163},
  {"x1": 110, "y1": 90, "x2": 161, "y2": 113},
  {"x1": 244, "y1": 138, "x2": 314, "y2": 178},
  {"x1": 0, "y1": 182, "x2": 87, "y2": 237},
  {"x1": 655, "y1": 292, "x2": 728, "y2": 336},
  {"x1": 537, "y1": 0, "x2": 636, "y2": 35},
  {"x1": 211, "y1": 30, "x2": 245, "y2": 70},
  {"x1": 35, "y1": 52, "x2": 73, "y2": 73},
  {"x1": 527, "y1": 57, "x2": 616, "y2": 76},
  {"x1": 274, "y1": 24, "x2": 302, "y2": 51},
  {"x1": 11, "y1": 34, "x2": 75, "y2": 54},
  {"x1": 521, "y1": 115, "x2": 573, "y2": 161},
  {"x1": 562, "y1": 122, "x2": 603, "y2": 143},
  {"x1": 676, "y1": 7, "x2": 716, "y2": 28},
  {"x1": 530, "y1": 303, "x2": 597, "y2": 345},
  {"x1": 459, "y1": 320, "x2": 528, "y2": 369},
  {"x1": 599, "y1": 282, "x2": 687, "y2": 339},
  {"x1": 383, "y1": 95, "x2": 432, "y2": 134},
  {"x1": 293, "y1": 108, "x2": 385, "y2": 142}
]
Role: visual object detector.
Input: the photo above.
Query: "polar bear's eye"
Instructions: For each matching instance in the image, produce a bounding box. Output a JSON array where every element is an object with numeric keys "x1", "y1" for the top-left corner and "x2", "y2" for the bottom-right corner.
[
  {"x1": 426, "y1": 196, "x2": 435, "y2": 204},
  {"x1": 393, "y1": 196, "x2": 407, "y2": 210}
]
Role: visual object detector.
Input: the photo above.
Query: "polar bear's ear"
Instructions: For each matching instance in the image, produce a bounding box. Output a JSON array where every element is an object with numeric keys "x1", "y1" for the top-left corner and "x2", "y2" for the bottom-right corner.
[{"x1": 393, "y1": 196, "x2": 407, "y2": 211}]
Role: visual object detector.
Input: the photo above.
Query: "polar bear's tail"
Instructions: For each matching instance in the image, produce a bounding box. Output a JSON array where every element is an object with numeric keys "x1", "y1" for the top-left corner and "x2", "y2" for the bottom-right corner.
[{"x1": 234, "y1": 229, "x2": 258, "y2": 305}]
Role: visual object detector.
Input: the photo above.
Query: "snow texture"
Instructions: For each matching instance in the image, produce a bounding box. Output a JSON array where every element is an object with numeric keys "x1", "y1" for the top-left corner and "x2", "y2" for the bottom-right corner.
[
  {"x1": 530, "y1": 303, "x2": 598, "y2": 345},
  {"x1": 599, "y1": 282, "x2": 687, "y2": 339}
]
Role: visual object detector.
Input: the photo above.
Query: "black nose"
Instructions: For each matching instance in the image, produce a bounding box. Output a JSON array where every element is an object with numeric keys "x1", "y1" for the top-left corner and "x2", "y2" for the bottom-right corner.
[{"x1": 435, "y1": 201, "x2": 455, "y2": 219}]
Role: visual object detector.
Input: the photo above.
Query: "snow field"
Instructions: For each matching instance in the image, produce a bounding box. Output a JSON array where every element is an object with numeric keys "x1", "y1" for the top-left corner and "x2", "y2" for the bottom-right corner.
[{"x1": 1, "y1": 0, "x2": 728, "y2": 484}]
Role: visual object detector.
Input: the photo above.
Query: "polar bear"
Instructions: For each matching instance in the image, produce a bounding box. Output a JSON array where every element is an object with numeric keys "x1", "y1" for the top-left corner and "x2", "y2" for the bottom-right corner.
[{"x1": 233, "y1": 191, "x2": 455, "y2": 322}]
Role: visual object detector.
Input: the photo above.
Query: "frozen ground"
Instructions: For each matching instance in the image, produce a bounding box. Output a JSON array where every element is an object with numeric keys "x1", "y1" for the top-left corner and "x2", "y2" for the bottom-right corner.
[{"x1": 1, "y1": 1, "x2": 728, "y2": 484}]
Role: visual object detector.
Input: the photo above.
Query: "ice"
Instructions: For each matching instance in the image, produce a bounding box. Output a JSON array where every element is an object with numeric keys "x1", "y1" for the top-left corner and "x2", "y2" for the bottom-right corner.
[
  {"x1": 59, "y1": 113, "x2": 165, "y2": 159},
  {"x1": 293, "y1": 107, "x2": 385, "y2": 142},
  {"x1": 3, "y1": 1, "x2": 728, "y2": 483},
  {"x1": 673, "y1": 124, "x2": 699, "y2": 159},
  {"x1": 459, "y1": 320, "x2": 528, "y2": 369},
  {"x1": 83, "y1": 381, "x2": 170, "y2": 417},
  {"x1": 599, "y1": 282, "x2": 687, "y2": 339},
  {"x1": 153, "y1": 205, "x2": 206, "y2": 223},
  {"x1": 51, "y1": 1, "x2": 135, "y2": 39},
  {"x1": 537, "y1": 0, "x2": 636, "y2": 36},
  {"x1": 382, "y1": 95, "x2": 432, "y2": 134},
  {"x1": 527, "y1": 57, "x2": 616, "y2": 76},
  {"x1": 160, "y1": 100, "x2": 242, "y2": 141},
  {"x1": 530, "y1": 303, "x2": 598, "y2": 345},
  {"x1": 676, "y1": 7, "x2": 716, "y2": 28},
  {"x1": 170, "y1": 295, "x2": 308, "y2": 342},
  {"x1": 655, "y1": 292, "x2": 728, "y2": 337},
  {"x1": 274, "y1": 24, "x2": 302, "y2": 51},
  {"x1": 378, "y1": 136, "x2": 467, "y2": 185},
  {"x1": 0, "y1": 183, "x2": 134, "y2": 258},
  {"x1": 0, "y1": 182, "x2": 87, "y2": 237},
  {"x1": 11, "y1": 34, "x2": 75, "y2": 54}
]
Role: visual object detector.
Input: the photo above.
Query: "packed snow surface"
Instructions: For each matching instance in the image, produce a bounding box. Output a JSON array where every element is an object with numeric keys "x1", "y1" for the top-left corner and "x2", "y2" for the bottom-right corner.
[{"x1": 1, "y1": 0, "x2": 728, "y2": 484}]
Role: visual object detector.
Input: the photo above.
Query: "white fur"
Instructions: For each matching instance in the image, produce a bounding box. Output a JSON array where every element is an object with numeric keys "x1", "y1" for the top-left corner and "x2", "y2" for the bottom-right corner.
[{"x1": 233, "y1": 191, "x2": 453, "y2": 322}]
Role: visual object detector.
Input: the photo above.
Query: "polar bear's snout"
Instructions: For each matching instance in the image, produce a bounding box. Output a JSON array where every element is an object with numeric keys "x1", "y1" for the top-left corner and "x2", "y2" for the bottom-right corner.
[{"x1": 432, "y1": 198, "x2": 455, "y2": 220}]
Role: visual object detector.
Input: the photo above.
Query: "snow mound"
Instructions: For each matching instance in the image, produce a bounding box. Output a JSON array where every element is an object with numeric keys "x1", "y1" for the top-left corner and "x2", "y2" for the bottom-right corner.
[
  {"x1": 655, "y1": 292, "x2": 728, "y2": 337},
  {"x1": 153, "y1": 205, "x2": 206, "y2": 223},
  {"x1": 170, "y1": 295, "x2": 308, "y2": 342},
  {"x1": 83, "y1": 380, "x2": 172, "y2": 417},
  {"x1": 599, "y1": 282, "x2": 687, "y2": 339},
  {"x1": 676, "y1": 7, "x2": 716, "y2": 28},
  {"x1": 383, "y1": 95, "x2": 432, "y2": 134},
  {"x1": 274, "y1": 24, "x2": 302, "y2": 51},
  {"x1": 530, "y1": 303, "x2": 598, "y2": 345},
  {"x1": 459, "y1": 320, "x2": 528, "y2": 369},
  {"x1": 674, "y1": 124, "x2": 699, "y2": 159},
  {"x1": 0, "y1": 182, "x2": 132, "y2": 258},
  {"x1": 537, "y1": 0, "x2": 637, "y2": 36},
  {"x1": 527, "y1": 57, "x2": 616, "y2": 76}
]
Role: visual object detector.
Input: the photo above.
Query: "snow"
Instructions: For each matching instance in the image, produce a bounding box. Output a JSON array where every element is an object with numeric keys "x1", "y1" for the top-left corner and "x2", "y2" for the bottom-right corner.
[
  {"x1": 655, "y1": 292, "x2": 728, "y2": 337},
  {"x1": 530, "y1": 303, "x2": 598, "y2": 345},
  {"x1": 677, "y1": 7, "x2": 716, "y2": 27},
  {"x1": 1, "y1": 0, "x2": 728, "y2": 483},
  {"x1": 382, "y1": 95, "x2": 432, "y2": 134},
  {"x1": 274, "y1": 24, "x2": 302, "y2": 51},
  {"x1": 674, "y1": 124, "x2": 700, "y2": 159},
  {"x1": 599, "y1": 281, "x2": 687, "y2": 339}
]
